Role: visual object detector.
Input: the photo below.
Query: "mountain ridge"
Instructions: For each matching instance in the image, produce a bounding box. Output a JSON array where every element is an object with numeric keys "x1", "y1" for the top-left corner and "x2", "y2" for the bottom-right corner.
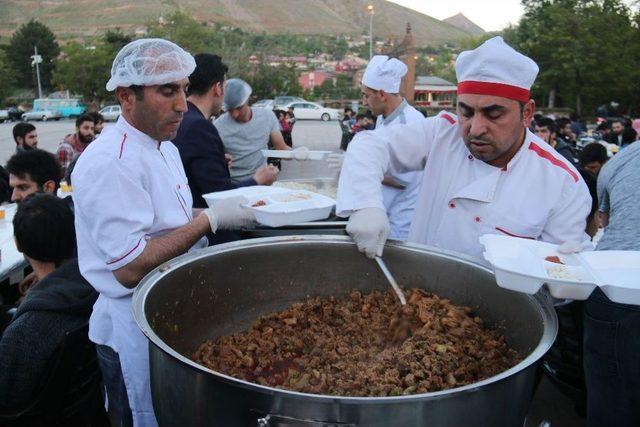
[{"x1": 0, "y1": 0, "x2": 485, "y2": 46}]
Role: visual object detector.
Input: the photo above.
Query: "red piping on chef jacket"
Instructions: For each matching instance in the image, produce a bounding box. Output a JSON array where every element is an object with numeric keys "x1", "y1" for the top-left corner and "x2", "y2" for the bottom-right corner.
[
  {"x1": 528, "y1": 142, "x2": 579, "y2": 182},
  {"x1": 107, "y1": 236, "x2": 143, "y2": 265},
  {"x1": 118, "y1": 133, "x2": 128, "y2": 159},
  {"x1": 441, "y1": 114, "x2": 456, "y2": 125},
  {"x1": 495, "y1": 227, "x2": 535, "y2": 240}
]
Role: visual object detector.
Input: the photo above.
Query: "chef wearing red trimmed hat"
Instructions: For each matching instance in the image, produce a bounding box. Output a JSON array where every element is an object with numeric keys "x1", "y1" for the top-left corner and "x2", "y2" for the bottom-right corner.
[{"x1": 336, "y1": 36, "x2": 592, "y2": 260}]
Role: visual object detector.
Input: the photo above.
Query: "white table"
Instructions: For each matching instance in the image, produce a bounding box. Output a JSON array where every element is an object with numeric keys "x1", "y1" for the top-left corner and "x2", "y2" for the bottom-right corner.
[{"x1": 0, "y1": 204, "x2": 28, "y2": 283}]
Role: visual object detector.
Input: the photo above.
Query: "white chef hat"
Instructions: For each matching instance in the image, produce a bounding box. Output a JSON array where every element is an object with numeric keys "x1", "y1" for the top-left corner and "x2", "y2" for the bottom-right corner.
[
  {"x1": 361, "y1": 55, "x2": 408, "y2": 94},
  {"x1": 106, "y1": 38, "x2": 196, "y2": 91},
  {"x1": 455, "y1": 36, "x2": 539, "y2": 103}
]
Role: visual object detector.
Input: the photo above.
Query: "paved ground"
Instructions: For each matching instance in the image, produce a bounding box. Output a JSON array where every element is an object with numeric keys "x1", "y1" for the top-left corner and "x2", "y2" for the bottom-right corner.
[
  {"x1": 0, "y1": 118, "x2": 343, "y2": 179},
  {"x1": 0, "y1": 117, "x2": 585, "y2": 426}
]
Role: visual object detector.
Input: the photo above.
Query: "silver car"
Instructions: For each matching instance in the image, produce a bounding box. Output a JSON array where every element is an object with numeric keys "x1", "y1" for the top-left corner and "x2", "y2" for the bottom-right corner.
[
  {"x1": 99, "y1": 105, "x2": 121, "y2": 122},
  {"x1": 21, "y1": 109, "x2": 61, "y2": 121}
]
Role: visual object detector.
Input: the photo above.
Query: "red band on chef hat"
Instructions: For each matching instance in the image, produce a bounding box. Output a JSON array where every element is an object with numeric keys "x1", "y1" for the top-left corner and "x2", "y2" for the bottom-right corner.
[
  {"x1": 457, "y1": 81, "x2": 531, "y2": 103},
  {"x1": 455, "y1": 37, "x2": 539, "y2": 103}
]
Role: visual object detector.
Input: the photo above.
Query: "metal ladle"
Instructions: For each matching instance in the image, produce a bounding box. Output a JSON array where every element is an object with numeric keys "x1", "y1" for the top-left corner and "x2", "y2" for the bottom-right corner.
[{"x1": 375, "y1": 256, "x2": 407, "y2": 305}]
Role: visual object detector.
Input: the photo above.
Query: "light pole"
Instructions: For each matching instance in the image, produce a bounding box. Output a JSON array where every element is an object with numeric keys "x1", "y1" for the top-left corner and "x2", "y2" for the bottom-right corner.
[
  {"x1": 31, "y1": 46, "x2": 43, "y2": 99},
  {"x1": 367, "y1": 4, "x2": 375, "y2": 60}
]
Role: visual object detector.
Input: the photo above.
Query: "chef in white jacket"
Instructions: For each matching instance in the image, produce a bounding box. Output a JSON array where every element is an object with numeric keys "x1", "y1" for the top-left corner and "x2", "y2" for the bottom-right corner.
[
  {"x1": 72, "y1": 39, "x2": 254, "y2": 427},
  {"x1": 337, "y1": 37, "x2": 592, "y2": 260},
  {"x1": 360, "y1": 55, "x2": 425, "y2": 241}
]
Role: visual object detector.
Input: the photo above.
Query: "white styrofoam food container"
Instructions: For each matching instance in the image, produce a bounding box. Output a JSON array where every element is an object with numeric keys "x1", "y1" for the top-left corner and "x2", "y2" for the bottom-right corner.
[
  {"x1": 203, "y1": 186, "x2": 335, "y2": 228},
  {"x1": 480, "y1": 234, "x2": 640, "y2": 304},
  {"x1": 261, "y1": 149, "x2": 332, "y2": 161}
]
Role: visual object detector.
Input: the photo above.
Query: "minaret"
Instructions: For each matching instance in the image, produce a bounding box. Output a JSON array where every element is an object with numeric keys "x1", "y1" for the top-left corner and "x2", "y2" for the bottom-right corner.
[{"x1": 401, "y1": 23, "x2": 416, "y2": 104}]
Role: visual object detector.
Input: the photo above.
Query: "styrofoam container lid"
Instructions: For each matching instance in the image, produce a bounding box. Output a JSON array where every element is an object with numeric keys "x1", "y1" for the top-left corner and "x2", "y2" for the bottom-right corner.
[
  {"x1": 480, "y1": 234, "x2": 640, "y2": 304},
  {"x1": 261, "y1": 149, "x2": 331, "y2": 160}
]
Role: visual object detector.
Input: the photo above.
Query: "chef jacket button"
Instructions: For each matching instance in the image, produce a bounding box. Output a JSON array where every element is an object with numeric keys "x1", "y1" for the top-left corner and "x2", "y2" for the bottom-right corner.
[
  {"x1": 475, "y1": 216, "x2": 481, "y2": 222},
  {"x1": 468, "y1": 154, "x2": 473, "y2": 160},
  {"x1": 449, "y1": 202, "x2": 456, "y2": 209}
]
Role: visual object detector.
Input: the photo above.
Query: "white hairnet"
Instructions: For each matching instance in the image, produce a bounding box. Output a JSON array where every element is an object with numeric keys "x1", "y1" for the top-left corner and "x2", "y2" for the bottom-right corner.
[
  {"x1": 223, "y1": 79, "x2": 252, "y2": 110},
  {"x1": 106, "y1": 38, "x2": 196, "y2": 91}
]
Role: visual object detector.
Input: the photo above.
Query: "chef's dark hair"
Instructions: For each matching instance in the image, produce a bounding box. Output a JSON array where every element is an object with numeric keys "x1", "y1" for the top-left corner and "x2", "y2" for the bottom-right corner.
[
  {"x1": 188, "y1": 54, "x2": 228, "y2": 96},
  {"x1": 6, "y1": 149, "x2": 62, "y2": 191},
  {"x1": 13, "y1": 193, "x2": 75, "y2": 266}
]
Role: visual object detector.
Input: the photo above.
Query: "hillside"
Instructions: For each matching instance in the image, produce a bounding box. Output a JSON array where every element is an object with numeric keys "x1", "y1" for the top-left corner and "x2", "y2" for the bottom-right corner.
[
  {"x1": 443, "y1": 13, "x2": 485, "y2": 37},
  {"x1": 0, "y1": 0, "x2": 483, "y2": 46}
]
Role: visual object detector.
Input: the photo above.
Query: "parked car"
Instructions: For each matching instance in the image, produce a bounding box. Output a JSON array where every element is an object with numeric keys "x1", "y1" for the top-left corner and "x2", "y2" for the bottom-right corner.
[
  {"x1": 251, "y1": 99, "x2": 275, "y2": 110},
  {"x1": 284, "y1": 101, "x2": 340, "y2": 121},
  {"x1": 274, "y1": 96, "x2": 304, "y2": 109},
  {"x1": 99, "y1": 105, "x2": 121, "y2": 122},
  {"x1": 0, "y1": 107, "x2": 23, "y2": 122},
  {"x1": 21, "y1": 109, "x2": 61, "y2": 121}
]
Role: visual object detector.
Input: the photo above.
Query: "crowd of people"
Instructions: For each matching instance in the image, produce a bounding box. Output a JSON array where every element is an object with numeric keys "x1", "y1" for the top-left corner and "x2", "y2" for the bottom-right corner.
[{"x1": 0, "y1": 34, "x2": 637, "y2": 427}]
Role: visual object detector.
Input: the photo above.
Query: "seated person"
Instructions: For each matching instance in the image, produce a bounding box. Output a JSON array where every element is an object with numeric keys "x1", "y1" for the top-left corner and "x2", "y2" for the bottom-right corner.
[
  {"x1": 0, "y1": 194, "x2": 98, "y2": 410},
  {"x1": 6, "y1": 149, "x2": 62, "y2": 203},
  {"x1": 12, "y1": 122, "x2": 38, "y2": 152},
  {"x1": 535, "y1": 117, "x2": 578, "y2": 167},
  {"x1": 579, "y1": 142, "x2": 608, "y2": 177}
]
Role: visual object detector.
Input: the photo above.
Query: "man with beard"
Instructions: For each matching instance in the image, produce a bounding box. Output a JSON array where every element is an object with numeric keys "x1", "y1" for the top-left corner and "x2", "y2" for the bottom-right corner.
[
  {"x1": 71, "y1": 38, "x2": 254, "y2": 427},
  {"x1": 55, "y1": 113, "x2": 95, "y2": 177},
  {"x1": 337, "y1": 37, "x2": 592, "y2": 260},
  {"x1": 12, "y1": 123, "x2": 38, "y2": 152}
]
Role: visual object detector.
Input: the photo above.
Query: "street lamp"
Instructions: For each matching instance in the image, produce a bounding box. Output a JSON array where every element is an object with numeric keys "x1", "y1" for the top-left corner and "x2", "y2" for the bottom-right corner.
[
  {"x1": 30, "y1": 46, "x2": 43, "y2": 99},
  {"x1": 367, "y1": 4, "x2": 375, "y2": 60}
]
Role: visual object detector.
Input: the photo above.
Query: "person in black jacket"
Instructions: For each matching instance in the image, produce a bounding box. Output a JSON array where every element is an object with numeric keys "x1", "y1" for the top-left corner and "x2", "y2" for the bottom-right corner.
[
  {"x1": 173, "y1": 54, "x2": 279, "y2": 244},
  {"x1": 0, "y1": 194, "x2": 98, "y2": 409},
  {"x1": 535, "y1": 117, "x2": 578, "y2": 167}
]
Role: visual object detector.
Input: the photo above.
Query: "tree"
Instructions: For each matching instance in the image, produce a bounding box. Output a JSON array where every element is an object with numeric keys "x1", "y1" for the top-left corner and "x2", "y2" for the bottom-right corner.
[
  {"x1": 0, "y1": 48, "x2": 15, "y2": 103},
  {"x1": 6, "y1": 20, "x2": 60, "y2": 91},
  {"x1": 51, "y1": 30, "x2": 132, "y2": 103},
  {"x1": 509, "y1": 0, "x2": 637, "y2": 115}
]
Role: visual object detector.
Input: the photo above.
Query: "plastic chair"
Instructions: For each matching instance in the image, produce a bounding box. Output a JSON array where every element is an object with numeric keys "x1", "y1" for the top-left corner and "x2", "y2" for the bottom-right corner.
[{"x1": 0, "y1": 322, "x2": 110, "y2": 427}]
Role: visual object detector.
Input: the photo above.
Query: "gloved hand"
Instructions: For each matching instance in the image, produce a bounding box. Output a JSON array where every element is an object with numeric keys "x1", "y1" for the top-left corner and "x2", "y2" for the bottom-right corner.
[
  {"x1": 292, "y1": 146, "x2": 310, "y2": 160},
  {"x1": 204, "y1": 196, "x2": 255, "y2": 232},
  {"x1": 558, "y1": 240, "x2": 582, "y2": 254},
  {"x1": 327, "y1": 153, "x2": 345, "y2": 169},
  {"x1": 346, "y1": 208, "x2": 390, "y2": 259}
]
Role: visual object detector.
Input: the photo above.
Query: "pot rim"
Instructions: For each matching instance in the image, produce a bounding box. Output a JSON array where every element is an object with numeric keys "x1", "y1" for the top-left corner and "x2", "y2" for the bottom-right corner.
[{"x1": 132, "y1": 235, "x2": 558, "y2": 402}]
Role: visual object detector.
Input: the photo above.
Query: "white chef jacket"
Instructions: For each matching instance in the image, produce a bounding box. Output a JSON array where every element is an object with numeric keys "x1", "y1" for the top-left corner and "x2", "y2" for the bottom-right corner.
[
  {"x1": 376, "y1": 100, "x2": 425, "y2": 241},
  {"x1": 72, "y1": 116, "x2": 207, "y2": 427},
  {"x1": 337, "y1": 111, "x2": 592, "y2": 260}
]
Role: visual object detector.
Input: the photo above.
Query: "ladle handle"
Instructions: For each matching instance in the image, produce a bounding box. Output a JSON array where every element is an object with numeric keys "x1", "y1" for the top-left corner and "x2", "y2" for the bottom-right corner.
[{"x1": 375, "y1": 256, "x2": 407, "y2": 305}]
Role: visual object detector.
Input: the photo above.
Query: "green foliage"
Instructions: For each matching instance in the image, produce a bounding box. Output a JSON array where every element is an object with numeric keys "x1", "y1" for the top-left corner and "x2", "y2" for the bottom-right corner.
[
  {"x1": 51, "y1": 30, "x2": 131, "y2": 103},
  {"x1": 0, "y1": 48, "x2": 16, "y2": 103},
  {"x1": 509, "y1": 0, "x2": 639, "y2": 115},
  {"x1": 245, "y1": 64, "x2": 302, "y2": 99},
  {"x1": 6, "y1": 20, "x2": 60, "y2": 90}
]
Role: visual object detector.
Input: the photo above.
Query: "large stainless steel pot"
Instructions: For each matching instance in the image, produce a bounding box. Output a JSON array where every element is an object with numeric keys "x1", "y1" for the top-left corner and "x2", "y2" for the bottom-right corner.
[{"x1": 132, "y1": 236, "x2": 557, "y2": 427}]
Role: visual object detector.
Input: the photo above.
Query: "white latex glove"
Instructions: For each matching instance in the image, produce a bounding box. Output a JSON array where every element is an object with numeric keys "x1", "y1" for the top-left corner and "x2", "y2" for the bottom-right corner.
[
  {"x1": 327, "y1": 153, "x2": 345, "y2": 169},
  {"x1": 346, "y1": 208, "x2": 390, "y2": 259},
  {"x1": 292, "y1": 146, "x2": 310, "y2": 160},
  {"x1": 204, "y1": 196, "x2": 255, "y2": 232}
]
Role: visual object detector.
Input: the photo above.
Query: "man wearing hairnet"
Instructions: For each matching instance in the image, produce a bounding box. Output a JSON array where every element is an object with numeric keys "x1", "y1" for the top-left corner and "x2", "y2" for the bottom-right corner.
[
  {"x1": 71, "y1": 39, "x2": 254, "y2": 426},
  {"x1": 215, "y1": 78, "x2": 309, "y2": 180}
]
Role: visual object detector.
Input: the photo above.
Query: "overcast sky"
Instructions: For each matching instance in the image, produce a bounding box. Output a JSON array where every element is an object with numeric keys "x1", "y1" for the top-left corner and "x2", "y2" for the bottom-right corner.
[{"x1": 387, "y1": 0, "x2": 525, "y2": 31}]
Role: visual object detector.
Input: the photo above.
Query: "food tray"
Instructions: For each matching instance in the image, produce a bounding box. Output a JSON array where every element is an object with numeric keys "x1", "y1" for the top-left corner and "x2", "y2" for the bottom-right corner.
[
  {"x1": 203, "y1": 186, "x2": 335, "y2": 228},
  {"x1": 261, "y1": 149, "x2": 331, "y2": 160},
  {"x1": 480, "y1": 234, "x2": 640, "y2": 304}
]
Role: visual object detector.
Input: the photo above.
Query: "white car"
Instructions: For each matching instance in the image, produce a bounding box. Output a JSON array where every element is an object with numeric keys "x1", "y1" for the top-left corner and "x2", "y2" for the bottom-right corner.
[
  {"x1": 252, "y1": 99, "x2": 274, "y2": 110},
  {"x1": 284, "y1": 101, "x2": 340, "y2": 121},
  {"x1": 99, "y1": 105, "x2": 121, "y2": 121},
  {"x1": 21, "y1": 109, "x2": 61, "y2": 121}
]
